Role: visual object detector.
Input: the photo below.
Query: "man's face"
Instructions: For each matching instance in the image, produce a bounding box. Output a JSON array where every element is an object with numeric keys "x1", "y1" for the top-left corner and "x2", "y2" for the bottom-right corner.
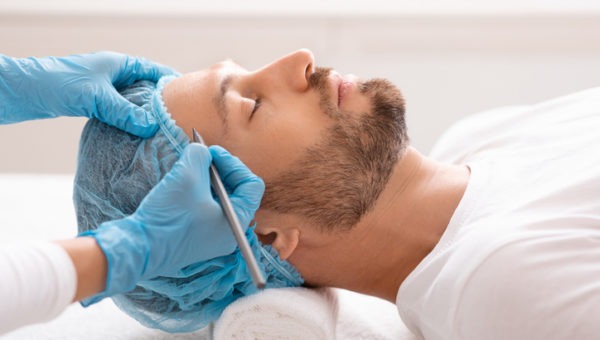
[
  {"x1": 163, "y1": 49, "x2": 371, "y2": 182},
  {"x1": 165, "y1": 49, "x2": 406, "y2": 233}
]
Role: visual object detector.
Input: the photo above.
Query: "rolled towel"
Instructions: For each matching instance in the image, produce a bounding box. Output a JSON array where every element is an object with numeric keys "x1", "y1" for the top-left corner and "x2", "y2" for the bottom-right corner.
[
  {"x1": 213, "y1": 287, "x2": 338, "y2": 339},
  {"x1": 334, "y1": 289, "x2": 417, "y2": 340}
]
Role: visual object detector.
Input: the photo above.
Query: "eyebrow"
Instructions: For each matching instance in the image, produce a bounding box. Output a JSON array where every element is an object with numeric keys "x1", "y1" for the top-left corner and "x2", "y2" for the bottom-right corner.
[{"x1": 214, "y1": 73, "x2": 234, "y2": 129}]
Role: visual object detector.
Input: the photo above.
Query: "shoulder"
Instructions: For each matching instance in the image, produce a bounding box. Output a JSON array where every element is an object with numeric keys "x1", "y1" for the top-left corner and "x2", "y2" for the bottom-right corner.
[
  {"x1": 430, "y1": 86, "x2": 600, "y2": 164},
  {"x1": 453, "y1": 231, "x2": 600, "y2": 339},
  {"x1": 429, "y1": 105, "x2": 527, "y2": 164}
]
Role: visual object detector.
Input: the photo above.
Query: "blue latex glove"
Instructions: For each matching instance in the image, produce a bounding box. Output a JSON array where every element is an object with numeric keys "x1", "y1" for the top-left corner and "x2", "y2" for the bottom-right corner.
[
  {"x1": 80, "y1": 144, "x2": 265, "y2": 304},
  {"x1": 0, "y1": 51, "x2": 177, "y2": 137}
]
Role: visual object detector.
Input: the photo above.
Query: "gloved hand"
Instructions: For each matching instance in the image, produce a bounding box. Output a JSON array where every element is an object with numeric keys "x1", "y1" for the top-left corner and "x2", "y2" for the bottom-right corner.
[
  {"x1": 79, "y1": 144, "x2": 265, "y2": 305},
  {"x1": 0, "y1": 51, "x2": 178, "y2": 137}
]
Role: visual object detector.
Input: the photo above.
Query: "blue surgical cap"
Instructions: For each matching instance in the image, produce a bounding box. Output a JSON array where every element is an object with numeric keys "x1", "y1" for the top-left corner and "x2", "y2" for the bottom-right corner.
[{"x1": 73, "y1": 77, "x2": 303, "y2": 333}]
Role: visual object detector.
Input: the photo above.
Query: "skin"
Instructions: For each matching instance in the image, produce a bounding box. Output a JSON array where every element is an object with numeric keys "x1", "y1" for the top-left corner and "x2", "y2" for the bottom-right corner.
[
  {"x1": 55, "y1": 238, "x2": 107, "y2": 301},
  {"x1": 162, "y1": 49, "x2": 370, "y2": 182},
  {"x1": 162, "y1": 49, "x2": 471, "y2": 302}
]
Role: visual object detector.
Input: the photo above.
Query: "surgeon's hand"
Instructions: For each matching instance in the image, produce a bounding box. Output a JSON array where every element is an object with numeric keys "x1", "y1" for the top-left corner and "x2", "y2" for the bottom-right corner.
[
  {"x1": 79, "y1": 144, "x2": 265, "y2": 304},
  {"x1": 0, "y1": 52, "x2": 178, "y2": 137}
]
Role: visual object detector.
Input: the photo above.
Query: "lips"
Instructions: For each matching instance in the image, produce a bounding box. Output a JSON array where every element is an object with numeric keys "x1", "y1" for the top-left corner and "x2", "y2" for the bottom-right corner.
[
  {"x1": 338, "y1": 80, "x2": 353, "y2": 106},
  {"x1": 330, "y1": 72, "x2": 356, "y2": 108},
  {"x1": 328, "y1": 71, "x2": 356, "y2": 108}
]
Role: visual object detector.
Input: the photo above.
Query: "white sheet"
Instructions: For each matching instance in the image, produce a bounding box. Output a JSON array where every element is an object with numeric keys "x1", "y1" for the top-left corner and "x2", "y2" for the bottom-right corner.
[{"x1": 0, "y1": 174, "x2": 417, "y2": 339}]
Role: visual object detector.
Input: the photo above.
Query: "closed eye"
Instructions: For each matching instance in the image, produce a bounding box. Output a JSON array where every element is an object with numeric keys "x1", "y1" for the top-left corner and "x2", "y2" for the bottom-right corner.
[{"x1": 251, "y1": 98, "x2": 262, "y2": 117}]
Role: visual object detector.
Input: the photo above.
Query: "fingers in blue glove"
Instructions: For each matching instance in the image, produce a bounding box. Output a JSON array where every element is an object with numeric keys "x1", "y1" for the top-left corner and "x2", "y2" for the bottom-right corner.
[
  {"x1": 110, "y1": 53, "x2": 180, "y2": 88},
  {"x1": 209, "y1": 145, "x2": 265, "y2": 226},
  {"x1": 159, "y1": 143, "x2": 215, "y2": 210},
  {"x1": 97, "y1": 86, "x2": 158, "y2": 139},
  {"x1": 101, "y1": 52, "x2": 179, "y2": 138}
]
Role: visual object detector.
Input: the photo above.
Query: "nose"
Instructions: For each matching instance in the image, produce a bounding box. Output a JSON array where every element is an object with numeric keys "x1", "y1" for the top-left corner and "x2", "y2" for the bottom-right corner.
[{"x1": 260, "y1": 49, "x2": 314, "y2": 92}]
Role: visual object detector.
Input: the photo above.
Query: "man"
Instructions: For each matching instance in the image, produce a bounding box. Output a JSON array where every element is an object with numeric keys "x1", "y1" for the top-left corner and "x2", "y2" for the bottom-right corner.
[{"x1": 79, "y1": 49, "x2": 600, "y2": 339}]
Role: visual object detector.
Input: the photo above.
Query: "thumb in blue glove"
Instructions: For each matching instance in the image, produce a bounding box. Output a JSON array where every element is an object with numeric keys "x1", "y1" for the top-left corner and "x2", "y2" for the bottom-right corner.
[
  {"x1": 0, "y1": 51, "x2": 179, "y2": 137},
  {"x1": 79, "y1": 144, "x2": 265, "y2": 305}
]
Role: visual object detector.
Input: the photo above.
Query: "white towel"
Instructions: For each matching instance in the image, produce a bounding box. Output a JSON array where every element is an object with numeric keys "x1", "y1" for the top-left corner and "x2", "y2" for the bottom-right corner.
[
  {"x1": 213, "y1": 287, "x2": 338, "y2": 340},
  {"x1": 334, "y1": 289, "x2": 418, "y2": 340}
]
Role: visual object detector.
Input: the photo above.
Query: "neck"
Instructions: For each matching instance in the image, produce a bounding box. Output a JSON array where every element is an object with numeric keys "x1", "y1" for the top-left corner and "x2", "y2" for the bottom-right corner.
[{"x1": 306, "y1": 147, "x2": 470, "y2": 302}]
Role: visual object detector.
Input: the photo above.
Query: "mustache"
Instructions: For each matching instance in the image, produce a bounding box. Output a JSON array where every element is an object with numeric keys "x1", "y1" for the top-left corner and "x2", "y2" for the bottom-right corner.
[
  {"x1": 308, "y1": 67, "x2": 332, "y2": 91},
  {"x1": 307, "y1": 67, "x2": 405, "y2": 123},
  {"x1": 308, "y1": 67, "x2": 339, "y2": 119}
]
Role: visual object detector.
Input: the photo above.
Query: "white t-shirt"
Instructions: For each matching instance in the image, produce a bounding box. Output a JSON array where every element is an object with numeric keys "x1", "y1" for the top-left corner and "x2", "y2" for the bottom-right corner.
[{"x1": 396, "y1": 88, "x2": 600, "y2": 340}]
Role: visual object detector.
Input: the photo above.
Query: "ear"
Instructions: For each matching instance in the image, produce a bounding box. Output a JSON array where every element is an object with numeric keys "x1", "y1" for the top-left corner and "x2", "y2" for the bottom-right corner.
[
  {"x1": 254, "y1": 211, "x2": 301, "y2": 261},
  {"x1": 259, "y1": 227, "x2": 300, "y2": 261}
]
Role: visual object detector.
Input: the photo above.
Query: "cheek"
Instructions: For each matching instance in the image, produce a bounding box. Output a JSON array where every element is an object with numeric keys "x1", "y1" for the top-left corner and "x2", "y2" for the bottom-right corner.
[
  {"x1": 222, "y1": 101, "x2": 330, "y2": 180},
  {"x1": 228, "y1": 135, "x2": 291, "y2": 180}
]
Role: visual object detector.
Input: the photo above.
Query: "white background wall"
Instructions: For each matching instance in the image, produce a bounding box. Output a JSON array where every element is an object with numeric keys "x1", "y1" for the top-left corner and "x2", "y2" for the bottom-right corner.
[{"x1": 1, "y1": 1, "x2": 600, "y2": 173}]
